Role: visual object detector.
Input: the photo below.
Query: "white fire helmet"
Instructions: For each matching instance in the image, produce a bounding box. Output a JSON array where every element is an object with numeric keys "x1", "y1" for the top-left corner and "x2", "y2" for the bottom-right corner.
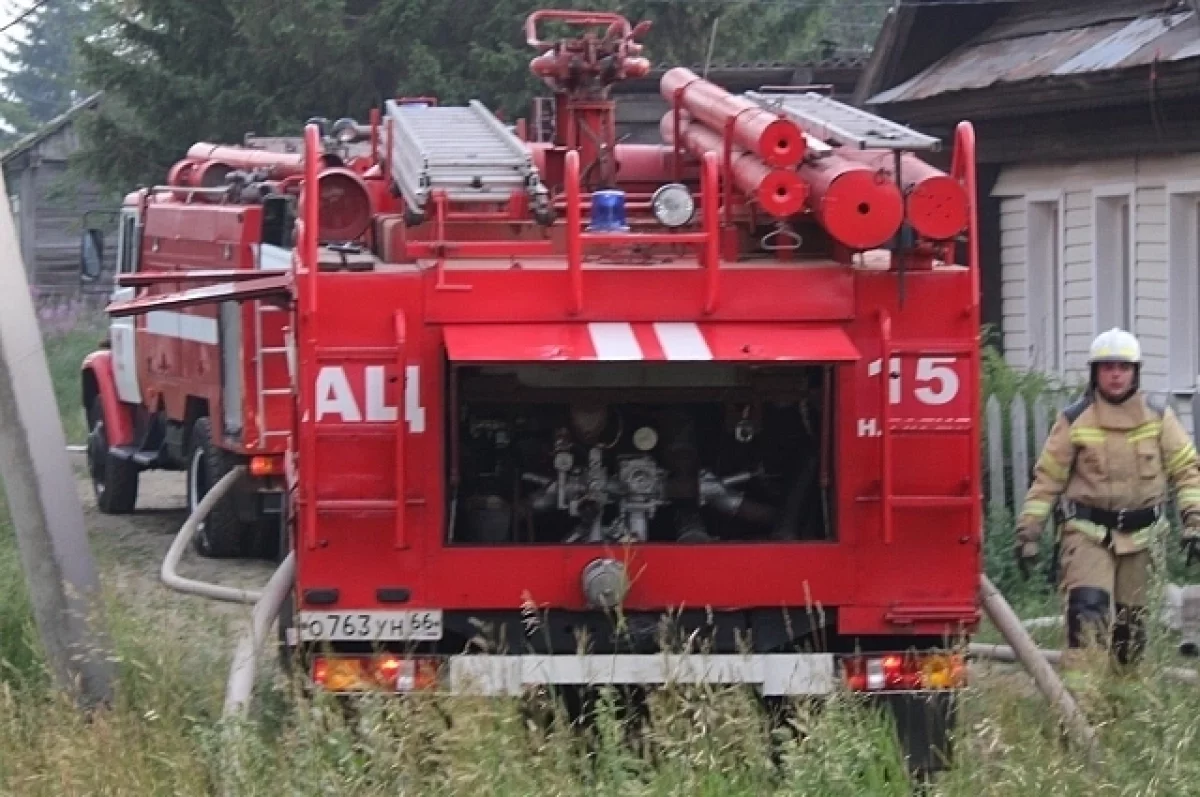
[{"x1": 1087, "y1": 327, "x2": 1141, "y2": 365}]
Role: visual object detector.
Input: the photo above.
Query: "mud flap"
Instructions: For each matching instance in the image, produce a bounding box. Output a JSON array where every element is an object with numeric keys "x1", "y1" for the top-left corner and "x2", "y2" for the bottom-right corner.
[{"x1": 869, "y1": 690, "x2": 957, "y2": 777}]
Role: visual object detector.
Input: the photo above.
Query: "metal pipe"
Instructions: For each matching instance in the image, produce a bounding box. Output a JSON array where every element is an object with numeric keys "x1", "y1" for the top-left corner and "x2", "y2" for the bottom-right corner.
[
  {"x1": 185, "y1": 143, "x2": 304, "y2": 177},
  {"x1": 160, "y1": 466, "x2": 263, "y2": 604},
  {"x1": 223, "y1": 551, "x2": 295, "y2": 717},
  {"x1": 566, "y1": 149, "x2": 583, "y2": 314},
  {"x1": 660, "y1": 67, "x2": 805, "y2": 168},
  {"x1": 798, "y1": 151, "x2": 904, "y2": 250},
  {"x1": 839, "y1": 148, "x2": 968, "y2": 242},
  {"x1": 701, "y1": 151, "x2": 720, "y2": 313},
  {"x1": 659, "y1": 112, "x2": 807, "y2": 219}
]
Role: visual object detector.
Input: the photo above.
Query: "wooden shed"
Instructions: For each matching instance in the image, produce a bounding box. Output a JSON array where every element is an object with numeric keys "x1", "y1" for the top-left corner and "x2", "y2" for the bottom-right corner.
[{"x1": 1, "y1": 91, "x2": 117, "y2": 299}]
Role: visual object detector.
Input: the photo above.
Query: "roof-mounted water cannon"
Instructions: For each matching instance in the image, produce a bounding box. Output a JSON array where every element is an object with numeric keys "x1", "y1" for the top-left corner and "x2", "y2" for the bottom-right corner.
[
  {"x1": 527, "y1": 10, "x2": 652, "y2": 96},
  {"x1": 527, "y1": 9, "x2": 652, "y2": 190}
]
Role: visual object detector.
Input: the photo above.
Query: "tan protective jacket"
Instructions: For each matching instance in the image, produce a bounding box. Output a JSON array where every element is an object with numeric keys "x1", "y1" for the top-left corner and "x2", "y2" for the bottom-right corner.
[{"x1": 1016, "y1": 391, "x2": 1200, "y2": 553}]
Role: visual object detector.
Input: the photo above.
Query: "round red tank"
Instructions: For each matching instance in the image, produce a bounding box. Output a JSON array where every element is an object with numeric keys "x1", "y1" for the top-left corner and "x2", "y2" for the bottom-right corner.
[
  {"x1": 186, "y1": 143, "x2": 304, "y2": 178},
  {"x1": 317, "y1": 167, "x2": 373, "y2": 241},
  {"x1": 167, "y1": 158, "x2": 201, "y2": 187},
  {"x1": 192, "y1": 159, "x2": 234, "y2": 189},
  {"x1": 838, "y1": 149, "x2": 969, "y2": 241},
  {"x1": 660, "y1": 112, "x2": 806, "y2": 218},
  {"x1": 799, "y1": 153, "x2": 904, "y2": 250},
  {"x1": 660, "y1": 68, "x2": 805, "y2": 169}
]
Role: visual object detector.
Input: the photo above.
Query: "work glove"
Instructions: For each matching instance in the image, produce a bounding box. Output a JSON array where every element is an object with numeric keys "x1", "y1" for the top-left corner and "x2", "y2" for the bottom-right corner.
[
  {"x1": 1182, "y1": 518, "x2": 1200, "y2": 567},
  {"x1": 1013, "y1": 535, "x2": 1038, "y2": 580}
]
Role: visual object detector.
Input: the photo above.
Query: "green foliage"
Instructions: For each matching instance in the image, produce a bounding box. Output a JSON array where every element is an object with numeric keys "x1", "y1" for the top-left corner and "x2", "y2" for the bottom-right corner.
[
  {"x1": 0, "y1": 0, "x2": 98, "y2": 147},
  {"x1": 74, "y1": 0, "x2": 850, "y2": 192}
]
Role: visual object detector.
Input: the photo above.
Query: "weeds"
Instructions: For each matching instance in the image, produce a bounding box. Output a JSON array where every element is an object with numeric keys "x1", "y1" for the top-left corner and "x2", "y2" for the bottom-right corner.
[{"x1": 5, "y1": 317, "x2": 1200, "y2": 793}]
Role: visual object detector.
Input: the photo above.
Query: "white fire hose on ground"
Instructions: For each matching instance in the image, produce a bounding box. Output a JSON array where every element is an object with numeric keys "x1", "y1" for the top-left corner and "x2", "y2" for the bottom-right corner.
[
  {"x1": 223, "y1": 551, "x2": 294, "y2": 716},
  {"x1": 157, "y1": 463, "x2": 295, "y2": 716},
  {"x1": 160, "y1": 466, "x2": 263, "y2": 604}
]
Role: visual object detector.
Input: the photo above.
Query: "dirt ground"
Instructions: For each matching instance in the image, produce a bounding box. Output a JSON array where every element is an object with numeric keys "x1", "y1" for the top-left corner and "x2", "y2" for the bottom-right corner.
[{"x1": 70, "y1": 452, "x2": 277, "y2": 655}]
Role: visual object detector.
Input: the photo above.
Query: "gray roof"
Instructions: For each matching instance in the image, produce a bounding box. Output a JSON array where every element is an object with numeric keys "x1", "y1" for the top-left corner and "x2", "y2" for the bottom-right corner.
[
  {"x1": 869, "y1": 0, "x2": 1200, "y2": 105},
  {"x1": 1, "y1": 91, "x2": 103, "y2": 166}
]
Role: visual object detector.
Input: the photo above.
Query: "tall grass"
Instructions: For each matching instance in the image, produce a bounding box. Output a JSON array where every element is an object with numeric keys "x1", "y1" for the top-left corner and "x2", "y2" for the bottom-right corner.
[{"x1": 4, "y1": 316, "x2": 1200, "y2": 793}]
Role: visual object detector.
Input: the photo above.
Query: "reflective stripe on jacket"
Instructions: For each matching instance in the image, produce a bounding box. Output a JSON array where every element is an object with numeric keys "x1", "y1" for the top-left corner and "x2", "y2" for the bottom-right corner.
[{"x1": 1016, "y1": 391, "x2": 1200, "y2": 553}]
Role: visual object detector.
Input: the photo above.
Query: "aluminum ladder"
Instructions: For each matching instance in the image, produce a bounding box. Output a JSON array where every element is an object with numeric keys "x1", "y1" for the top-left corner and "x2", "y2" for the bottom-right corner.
[
  {"x1": 383, "y1": 99, "x2": 549, "y2": 219},
  {"x1": 744, "y1": 91, "x2": 940, "y2": 151}
]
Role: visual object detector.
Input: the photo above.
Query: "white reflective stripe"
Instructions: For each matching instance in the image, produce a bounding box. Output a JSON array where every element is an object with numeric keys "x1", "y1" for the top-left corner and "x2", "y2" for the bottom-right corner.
[
  {"x1": 653, "y1": 322, "x2": 713, "y2": 360},
  {"x1": 587, "y1": 322, "x2": 642, "y2": 360},
  {"x1": 256, "y1": 242, "x2": 293, "y2": 271},
  {"x1": 145, "y1": 311, "x2": 219, "y2": 345},
  {"x1": 445, "y1": 653, "x2": 836, "y2": 696}
]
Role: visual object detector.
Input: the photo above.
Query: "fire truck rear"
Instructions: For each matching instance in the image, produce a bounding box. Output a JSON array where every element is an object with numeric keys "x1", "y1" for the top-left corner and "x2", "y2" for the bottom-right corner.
[{"x1": 106, "y1": 10, "x2": 982, "y2": 771}]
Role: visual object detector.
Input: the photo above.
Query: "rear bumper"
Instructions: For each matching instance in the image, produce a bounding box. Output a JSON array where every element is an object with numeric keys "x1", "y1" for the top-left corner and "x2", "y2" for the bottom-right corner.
[{"x1": 447, "y1": 653, "x2": 838, "y2": 696}]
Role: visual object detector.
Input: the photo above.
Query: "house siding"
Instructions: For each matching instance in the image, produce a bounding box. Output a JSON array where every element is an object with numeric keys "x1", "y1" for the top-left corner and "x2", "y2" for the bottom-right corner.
[{"x1": 993, "y1": 155, "x2": 1200, "y2": 433}]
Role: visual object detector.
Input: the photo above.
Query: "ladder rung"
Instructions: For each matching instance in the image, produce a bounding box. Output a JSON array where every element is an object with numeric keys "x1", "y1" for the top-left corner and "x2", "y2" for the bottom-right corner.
[
  {"x1": 889, "y1": 496, "x2": 974, "y2": 509},
  {"x1": 314, "y1": 345, "x2": 397, "y2": 360},
  {"x1": 316, "y1": 499, "x2": 397, "y2": 513},
  {"x1": 260, "y1": 346, "x2": 290, "y2": 354},
  {"x1": 315, "y1": 425, "x2": 399, "y2": 437},
  {"x1": 261, "y1": 388, "x2": 292, "y2": 396}
]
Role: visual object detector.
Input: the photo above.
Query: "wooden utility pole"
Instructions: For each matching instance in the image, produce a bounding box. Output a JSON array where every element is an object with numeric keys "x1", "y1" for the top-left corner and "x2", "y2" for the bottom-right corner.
[{"x1": 0, "y1": 173, "x2": 114, "y2": 708}]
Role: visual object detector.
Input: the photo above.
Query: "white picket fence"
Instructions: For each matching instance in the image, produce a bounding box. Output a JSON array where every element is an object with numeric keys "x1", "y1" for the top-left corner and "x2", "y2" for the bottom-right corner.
[{"x1": 984, "y1": 392, "x2": 1071, "y2": 515}]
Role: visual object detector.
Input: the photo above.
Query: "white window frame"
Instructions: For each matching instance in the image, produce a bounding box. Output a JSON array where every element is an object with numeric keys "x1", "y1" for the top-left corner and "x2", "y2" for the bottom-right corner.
[
  {"x1": 1167, "y1": 179, "x2": 1200, "y2": 396},
  {"x1": 1092, "y1": 184, "x2": 1136, "y2": 337},
  {"x1": 1024, "y1": 191, "x2": 1065, "y2": 375}
]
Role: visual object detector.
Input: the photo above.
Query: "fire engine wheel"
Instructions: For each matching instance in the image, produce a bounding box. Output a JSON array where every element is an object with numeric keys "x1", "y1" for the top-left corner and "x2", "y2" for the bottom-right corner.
[
  {"x1": 86, "y1": 397, "x2": 138, "y2": 514},
  {"x1": 187, "y1": 417, "x2": 249, "y2": 559}
]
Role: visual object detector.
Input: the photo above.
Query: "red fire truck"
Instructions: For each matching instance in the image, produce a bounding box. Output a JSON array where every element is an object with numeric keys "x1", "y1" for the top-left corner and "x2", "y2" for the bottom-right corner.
[
  {"x1": 94, "y1": 10, "x2": 982, "y2": 771},
  {"x1": 79, "y1": 132, "x2": 375, "y2": 559}
]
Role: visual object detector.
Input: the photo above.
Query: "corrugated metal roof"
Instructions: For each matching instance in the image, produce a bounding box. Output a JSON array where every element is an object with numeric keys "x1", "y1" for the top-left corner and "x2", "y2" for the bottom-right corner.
[
  {"x1": 1052, "y1": 12, "x2": 1191, "y2": 74},
  {"x1": 869, "y1": 8, "x2": 1200, "y2": 105}
]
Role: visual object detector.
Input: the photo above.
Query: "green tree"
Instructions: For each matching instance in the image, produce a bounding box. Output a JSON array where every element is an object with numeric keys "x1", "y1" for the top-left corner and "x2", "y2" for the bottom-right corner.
[
  {"x1": 0, "y1": 0, "x2": 97, "y2": 147},
  {"x1": 75, "y1": 0, "x2": 853, "y2": 191}
]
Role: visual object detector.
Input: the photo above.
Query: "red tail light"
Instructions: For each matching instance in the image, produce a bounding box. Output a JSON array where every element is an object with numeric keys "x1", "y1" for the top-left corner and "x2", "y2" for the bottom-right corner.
[
  {"x1": 310, "y1": 654, "x2": 441, "y2": 692},
  {"x1": 841, "y1": 652, "x2": 965, "y2": 692}
]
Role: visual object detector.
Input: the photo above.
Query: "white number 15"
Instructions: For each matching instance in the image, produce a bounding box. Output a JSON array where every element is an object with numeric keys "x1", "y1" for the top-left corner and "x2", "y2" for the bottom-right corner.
[{"x1": 868, "y1": 356, "x2": 960, "y2": 406}]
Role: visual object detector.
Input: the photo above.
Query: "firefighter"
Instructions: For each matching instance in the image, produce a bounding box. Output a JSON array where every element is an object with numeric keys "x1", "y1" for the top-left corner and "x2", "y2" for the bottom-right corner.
[{"x1": 1014, "y1": 327, "x2": 1200, "y2": 679}]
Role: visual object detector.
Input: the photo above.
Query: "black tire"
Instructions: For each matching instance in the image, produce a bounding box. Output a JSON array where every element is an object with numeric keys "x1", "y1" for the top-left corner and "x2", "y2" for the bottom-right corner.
[
  {"x1": 187, "y1": 417, "x2": 248, "y2": 559},
  {"x1": 86, "y1": 396, "x2": 138, "y2": 514},
  {"x1": 249, "y1": 516, "x2": 282, "y2": 561}
]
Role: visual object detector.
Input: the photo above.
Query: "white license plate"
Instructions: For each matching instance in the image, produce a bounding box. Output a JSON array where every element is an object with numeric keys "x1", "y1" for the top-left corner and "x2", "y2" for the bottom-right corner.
[{"x1": 298, "y1": 610, "x2": 443, "y2": 642}]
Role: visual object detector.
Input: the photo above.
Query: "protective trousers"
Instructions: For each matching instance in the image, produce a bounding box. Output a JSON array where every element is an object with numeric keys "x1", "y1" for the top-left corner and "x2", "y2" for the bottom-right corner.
[{"x1": 1059, "y1": 529, "x2": 1150, "y2": 669}]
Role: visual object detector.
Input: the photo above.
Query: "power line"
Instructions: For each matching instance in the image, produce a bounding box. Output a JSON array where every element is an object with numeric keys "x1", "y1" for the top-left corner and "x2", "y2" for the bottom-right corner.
[{"x1": 0, "y1": 0, "x2": 50, "y2": 36}]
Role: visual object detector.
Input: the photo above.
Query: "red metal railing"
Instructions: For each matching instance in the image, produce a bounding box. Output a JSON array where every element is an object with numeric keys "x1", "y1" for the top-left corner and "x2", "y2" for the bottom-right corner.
[
  {"x1": 562, "y1": 147, "x2": 721, "y2": 315},
  {"x1": 300, "y1": 122, "x2": 320, "y2": 550},
  {"x1": 393, "y1": 310, "x2": 408, "y2": 550},
  {"x1": 952, "y1": 121, "x2": 982, "y2": 546}
]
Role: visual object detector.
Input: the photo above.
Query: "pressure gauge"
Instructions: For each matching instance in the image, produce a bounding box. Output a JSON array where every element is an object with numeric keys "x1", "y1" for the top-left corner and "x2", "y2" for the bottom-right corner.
[{"x1": 633, "y1": 426, "x2": 659, "y2": 451}]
